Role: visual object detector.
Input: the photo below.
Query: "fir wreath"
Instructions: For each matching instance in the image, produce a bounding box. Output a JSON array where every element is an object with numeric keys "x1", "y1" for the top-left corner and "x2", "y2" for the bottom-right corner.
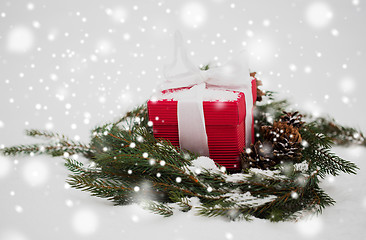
[{"x1": 1, "y1": 73, "x2": 362, "y2": 222}]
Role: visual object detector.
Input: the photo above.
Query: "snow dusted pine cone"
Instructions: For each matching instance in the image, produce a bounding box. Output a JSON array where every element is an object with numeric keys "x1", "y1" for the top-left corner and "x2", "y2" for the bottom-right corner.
[
  {"x1": 261, "y1": 121, "x2": 303, "y2": 163},
  {"x1": 279, "y1": 111, "x2": 304, "y2": 129},
  {"x1": 241, "y1": 112, "x2": 304, "y2": 170},
  {"x1": 240, "y1": 141, "x2": 277, "y2": 170}
]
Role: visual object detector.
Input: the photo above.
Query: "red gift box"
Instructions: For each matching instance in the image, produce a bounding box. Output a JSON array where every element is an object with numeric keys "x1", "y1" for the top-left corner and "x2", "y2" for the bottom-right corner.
[{"x1": 148, "y1": 87, "x2": 250, "y2": 171}]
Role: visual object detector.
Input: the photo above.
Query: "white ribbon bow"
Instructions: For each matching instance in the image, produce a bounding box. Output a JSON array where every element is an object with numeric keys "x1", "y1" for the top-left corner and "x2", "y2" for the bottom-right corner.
[
  {"x1": 161, "y1": 32, "x2": 254, "y2": 156},
  {"x1": 162, "y1": 33, "x2": 252, "y2": 93}
]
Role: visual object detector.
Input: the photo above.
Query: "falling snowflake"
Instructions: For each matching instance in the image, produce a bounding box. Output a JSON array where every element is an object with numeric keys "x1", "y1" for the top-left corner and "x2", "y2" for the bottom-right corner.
[
  {"x1": 22, "y1": 159, "x2": 49, "y2": 187},
  {"x1": 0, "y1": 156, "x2": 11, "y2": 178},
  {"x1": 6, "y1": 26, "x2": 35, "y2": 53},
  {"x1": 72, "y1": 208, "x2": 99, "y2": 235},
  {"x1": 296, "y1": 216, "x2": 323, "y2": 236},
  {"x1": 305, "y1": 2, "x2": 333, "y2": 28},
  {"x1": 181, "y1": 2, "x2": 207, "y2": 28}
]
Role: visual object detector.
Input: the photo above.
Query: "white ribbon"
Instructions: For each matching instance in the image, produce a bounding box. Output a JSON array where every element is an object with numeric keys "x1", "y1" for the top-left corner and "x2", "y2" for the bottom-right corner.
[{"x1": 161, "y1": 32, "x2": 254, "y2": 155}]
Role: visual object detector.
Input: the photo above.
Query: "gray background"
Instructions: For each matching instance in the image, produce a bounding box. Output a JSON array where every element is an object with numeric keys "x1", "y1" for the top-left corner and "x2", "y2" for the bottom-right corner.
[{"x1": 0, "y1": 1, "x2": 365, "y2": 239}]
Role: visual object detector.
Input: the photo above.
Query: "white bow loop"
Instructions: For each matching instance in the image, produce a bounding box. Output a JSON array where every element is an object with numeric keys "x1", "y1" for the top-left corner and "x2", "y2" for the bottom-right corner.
[{"x1": 161, "y1": 33, "x2": 251, "y2": 92}]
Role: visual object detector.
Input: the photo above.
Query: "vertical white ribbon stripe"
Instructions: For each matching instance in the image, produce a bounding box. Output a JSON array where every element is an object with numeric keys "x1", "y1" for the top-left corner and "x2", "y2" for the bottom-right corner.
[{"x1": 177, "y1": 85, "x2": 210, "y2": 156}]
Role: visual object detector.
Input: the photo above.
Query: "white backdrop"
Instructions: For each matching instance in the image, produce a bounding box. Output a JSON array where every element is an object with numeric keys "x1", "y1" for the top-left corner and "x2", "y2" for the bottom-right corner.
[{"x1": 0, "y1": 1, "x2": 366, "y2": 239}]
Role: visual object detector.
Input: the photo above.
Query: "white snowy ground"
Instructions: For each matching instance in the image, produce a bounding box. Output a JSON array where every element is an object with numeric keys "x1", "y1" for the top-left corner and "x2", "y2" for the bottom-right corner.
[
  {"x1": 1, "y1": 0, "x2": 366, "y2": 239},
  {"x1": 0, "y1": 146, "x2": 365, "y2": 240}
]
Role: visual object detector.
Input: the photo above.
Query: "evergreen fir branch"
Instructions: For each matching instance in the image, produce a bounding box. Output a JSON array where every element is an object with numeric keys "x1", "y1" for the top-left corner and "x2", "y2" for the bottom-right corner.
[
  {"x1": 308, "y1": 185, "x2": 336, "y2": 214},
  {"x1": 142, "y1": 201, "x2": 174, "y2": 217},
  {"x1": 1, "y1": 143, "x2": 91, "y2": 157},
  {"x1": 251, "y1": 183, "x2": 331, "y2": 222},
  {"x1": 1, "y1": 128, "x2": 93, "y2": 158},
  {"x1": 197, "y1": 205, "x2": 252, "y2": 220},
  {"x1": 1, "y1": 90, "x2": 361, "y2": 222},
  {"x1": 256, "y1": 99, "x2": 290, "y2": 122},
  {"x1": 2, "y1": 144, "x2": 57, "y2": 156},
  {"x1": 301, "y1": 123, "x2": 333, "y2": 149},
  {"x1": 263, "y1": 90, "x2": 276, "y2": 100},
  {"x1": 200, "y1": 64, "x2": 210, "y2": 71},
  {"x1": 64, "y1": 158, "x2": 85, "y2": 174},
  {"x1": 311, "y1": 116, "x2": 366, "y2": 146},
  {"x1": 231, "y1": 165, "x2": 335, "y2": 222},
  {"x1": 66, "y1": 174, "x2": 134, "y2": 205},
  {"x1": 112, "y1": 104, "x2": 150, "y2": 130},
  {"x1": 26, "y1": 129, "x2": 73, "y2": 142},
  {"x1": 311, "y1": 148, "x2": 358, "y2": 176},
  {"x1": 176, "y1": 198, "x2": 193, "y2": 212}
]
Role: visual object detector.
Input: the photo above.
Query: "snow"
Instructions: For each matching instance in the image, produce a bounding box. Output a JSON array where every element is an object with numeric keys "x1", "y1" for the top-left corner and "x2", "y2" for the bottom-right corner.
[
  {"x1": 293, "y1": 161, "x2": 309, "y2": 172},
  {"x1": 6, "y1": 26, "x2": 35, "y2": 53},
  {"x1": 247, "y1": 37, "x2": 276, "y2": 65},
  {"x1": 331, "y1": 29, "x2": 340, "y2": 37},
  {"x1": 296, "y1": 216, "x2": 323, "y2": 237},
  {"x1": 247, "y1": 168, "x2": 282, "y2": 178},
  {"x1": 123, "y1": 33, "x2": 131, "y2": 41},
  {"x1": 154, "y1": 86, "x2": 240, "y2": 102},
  {"x1": 27, "y1": 3, "x2": 35, "y2": 11},
  {"x1": 304, "y1": 66, "x2": 312, "y2": 74},
  {"x1": 339, "y1": 77, "x2": 356, "y2": 93},
  {"x1": 180, "y1": 2, "x2": 207, "y2": 28},
  {"x1": 0, "y1": 156, "x2": 11, "y2": 178},
  {"x1": 21, "y1": 158, "x2": 49, "y2": 187},
  {"x1": 289, "y1": 64, "x2": 297, "y2": 72},
  {"x1": 186, "y1": 156, "x2": 225, "y2": 175},
  {"x1": 223, "y1": 192, "x2": 277, "y2": 207},
  {"x1": 0, "y1": 229, "x2": 28, "y2": 240},
  {"x1": 305, "y1": 2, "x2": 333, "y2": 29},
  {"x1": 14, "y1": 205, "x2": 23, "y2": 213},
  {"x1": 71, "y1": 208, "x2": 99, "y2": 235},
  {"x1": 105, "y1": 7, "x2": 128, "y2": 23},
  {"x1": 352, "y1": 0, "x2": 360, "y2": 6},
  {"x1": 0, "y1": 148, "x2": 365, "y2": 239},
  {"x1": 32, "y1": 21, "x2": 40, "y2": 29},
  {"x1": 262, "y1": 19, "x2": 271, "y2": 27},
  {"x1": 96, "y1": 39, "x2": 114, "y2": 56}
]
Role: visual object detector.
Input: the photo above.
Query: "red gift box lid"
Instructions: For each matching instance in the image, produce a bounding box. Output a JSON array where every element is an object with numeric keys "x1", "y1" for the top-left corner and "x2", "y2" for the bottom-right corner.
[{"x1": 148, "y1": 90, "x2": 246, "y2": 126}]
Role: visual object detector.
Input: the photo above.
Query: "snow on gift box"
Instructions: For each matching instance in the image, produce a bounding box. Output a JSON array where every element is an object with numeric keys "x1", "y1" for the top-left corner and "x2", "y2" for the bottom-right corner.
[
  {"x1": 147, "y1": 33, "x2": 257, "y2": 171},
  {"x1": 148, "y1": 79, "x2": 257, "y2": 171}
]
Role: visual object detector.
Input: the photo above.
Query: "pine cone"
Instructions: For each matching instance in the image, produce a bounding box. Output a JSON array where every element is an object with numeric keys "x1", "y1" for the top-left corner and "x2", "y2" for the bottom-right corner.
[
  {"x1": 241, "y1": 112, "x2": 304, "y2": 170},
  {"x1": 261, "y1": 121, "x2": 303, "y2": 163},
  {"x1": 241, "y1": 141, "x2": 277, "y2": 170},
  {"x1": 261, "y1": 121, "x2": 302, "y2": 144},
  {"x1": 279, "y1": 111, "x2": 304, "y2": 129}
]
